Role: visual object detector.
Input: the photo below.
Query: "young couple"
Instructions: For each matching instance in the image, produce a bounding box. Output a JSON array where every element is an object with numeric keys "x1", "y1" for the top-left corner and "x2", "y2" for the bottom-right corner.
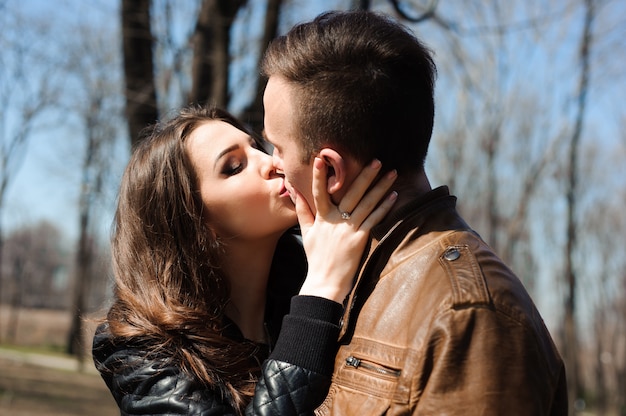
[{"x1": 94, "y1": 10, "x2": 568, "y2": 416}]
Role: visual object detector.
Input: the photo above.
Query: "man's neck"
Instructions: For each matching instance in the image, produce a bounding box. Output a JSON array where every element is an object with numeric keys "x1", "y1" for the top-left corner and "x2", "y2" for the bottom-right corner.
[{"x1": 387, "y1": 170, "x2": 432, "y2": 217}]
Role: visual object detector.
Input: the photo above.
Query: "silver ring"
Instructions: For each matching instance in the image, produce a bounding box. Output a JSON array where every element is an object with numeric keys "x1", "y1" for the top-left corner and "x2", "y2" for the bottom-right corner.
[{"x1": 340, "y1": 211, "x2": 351, "y2": 220}]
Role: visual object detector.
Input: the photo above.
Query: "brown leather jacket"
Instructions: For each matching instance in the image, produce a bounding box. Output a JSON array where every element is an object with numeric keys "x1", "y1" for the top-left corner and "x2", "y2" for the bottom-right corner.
[{"x1": 316, "y1": 187, "x2": 567, "y2": 415}]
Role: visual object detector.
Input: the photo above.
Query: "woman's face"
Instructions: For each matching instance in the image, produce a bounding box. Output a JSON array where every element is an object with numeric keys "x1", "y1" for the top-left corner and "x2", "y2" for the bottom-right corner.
[{"x1": 187, "y1": 120, "x2": 297, "y2": 240}]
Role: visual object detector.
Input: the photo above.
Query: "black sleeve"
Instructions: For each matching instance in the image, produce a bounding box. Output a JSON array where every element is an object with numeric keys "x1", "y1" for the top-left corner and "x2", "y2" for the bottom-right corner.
[{"x1": 245, "y1": 295, "x2": 343, "y2": 415}]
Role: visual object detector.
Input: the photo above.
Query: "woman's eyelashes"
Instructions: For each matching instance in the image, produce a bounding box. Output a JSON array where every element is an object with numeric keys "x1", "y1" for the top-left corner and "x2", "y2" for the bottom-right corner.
[
  {"x1": 219, "y1": 139, "x2": 260, "y2": 176},
  {"x1": 221, "y1": 157, "x2": 244, "y2": 176}
]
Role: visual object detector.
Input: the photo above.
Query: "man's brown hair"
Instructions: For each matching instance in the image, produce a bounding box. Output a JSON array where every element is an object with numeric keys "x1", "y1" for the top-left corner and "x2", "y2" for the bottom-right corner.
[{"x1": 261, "y1": 10, "x2": 437, "y2": 172}]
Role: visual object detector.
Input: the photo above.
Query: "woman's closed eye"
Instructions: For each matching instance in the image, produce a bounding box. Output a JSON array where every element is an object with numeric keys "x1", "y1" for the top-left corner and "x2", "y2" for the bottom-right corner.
[{"x1": 221, "y1": 157, "x2": 244, "y2": 176}]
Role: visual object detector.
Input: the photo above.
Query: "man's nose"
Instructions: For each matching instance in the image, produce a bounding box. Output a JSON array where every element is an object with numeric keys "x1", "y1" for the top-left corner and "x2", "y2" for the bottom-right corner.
[
  {"x1": 271, "y1": 150, "x2": 283, "y2": 172},
  {"x1": 260, "y1": 153, "x2": 279, "y2": 178}
]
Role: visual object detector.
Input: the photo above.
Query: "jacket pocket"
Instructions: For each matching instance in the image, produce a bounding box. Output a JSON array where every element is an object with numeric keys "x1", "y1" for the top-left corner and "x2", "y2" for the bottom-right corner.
[
  {"x1": 316, "y1": 339, "x2": 409, "y2": 415},
  {"x1": 316, "y1": 383, "x2": 392, "y2": 416},
  {"x1": 345, "y1": 355, "x2": 401, "y2": 379}
]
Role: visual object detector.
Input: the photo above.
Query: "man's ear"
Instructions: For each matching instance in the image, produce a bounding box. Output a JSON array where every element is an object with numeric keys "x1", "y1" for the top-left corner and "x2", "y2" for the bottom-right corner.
[{"x1": 318, "y1": 148, "x2": 346, "y2": 195}]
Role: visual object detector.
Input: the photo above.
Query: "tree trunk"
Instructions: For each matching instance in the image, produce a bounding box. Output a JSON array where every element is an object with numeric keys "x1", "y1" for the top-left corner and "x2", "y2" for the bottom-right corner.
[
  {"x1": 188, "y1": 0, "x2": 246, "y2": 108},
  {"x1": 66, "y1": 192, "x2": 92, "y2": 371},
  {"x1": 563, "y1": 0, "x2": 594, "y2": 412},
  {"x1": 66, "y1": 117, "x2": 100, "y2": 369},
  {"x1": 484, "y1": 122, "x2": 501, "y2": 251},
  {"x1": 594, "y1": 317, "x2": 607, "y2": 415},
  {"x1": 6, "y1": 256, "x2": 24, "y2": 343},
  {"x1": 121, "y1": 0, "x2": 158, "y2": 149},
  {"x1": 0, "y1": 225, "x2": 4, "y2": 342},
  {"x1": 239, "y1": 0, "x2": 281, "y2": 132}
]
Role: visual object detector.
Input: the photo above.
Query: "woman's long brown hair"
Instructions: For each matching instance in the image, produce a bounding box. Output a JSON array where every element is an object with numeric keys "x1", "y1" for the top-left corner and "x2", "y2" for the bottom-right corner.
[{"x1": 107, "y1": 106, "x2": 264, "y2": 412}]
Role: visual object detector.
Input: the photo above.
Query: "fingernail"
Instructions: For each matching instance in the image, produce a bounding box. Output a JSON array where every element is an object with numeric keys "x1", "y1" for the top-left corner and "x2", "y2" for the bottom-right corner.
[
  {"x1": 388, "y1": 191, "x2": 398, "y2": 201},
  {"x1": 370, "y1": 159, "x2": 382, "y2": 169},
  {"x1": 387, "y1": 169, "x2": 398, "y2": 179}
]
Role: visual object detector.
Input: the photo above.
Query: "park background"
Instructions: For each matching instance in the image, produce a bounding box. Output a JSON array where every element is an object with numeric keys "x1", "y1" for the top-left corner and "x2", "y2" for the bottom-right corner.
[{"x1": 0, "y1": 0, "x2": 624, "y2": 415}]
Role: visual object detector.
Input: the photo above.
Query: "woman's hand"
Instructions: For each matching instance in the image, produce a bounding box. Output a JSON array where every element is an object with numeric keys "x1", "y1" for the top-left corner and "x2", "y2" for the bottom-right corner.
[{"x1": 294, "y1": 158, "x2": 397, "y2": 302}]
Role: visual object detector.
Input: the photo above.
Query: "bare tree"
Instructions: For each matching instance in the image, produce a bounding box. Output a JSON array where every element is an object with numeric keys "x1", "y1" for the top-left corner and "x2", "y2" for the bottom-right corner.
[
  {"x1": 60, "y1": 18, "x2": 125, "y2": 368},
  {"x1": 563, "y1": 0, "x2": 595, "y2": 408},
  {"x1": 578, "y1": 177, "x2": 626, "y2": 414},
  {"x1": 188, "y1": 0, "x2": 247, "y2": 108},
  {"x1": 0, "y1": 5, "x2": 60, "y2": 340},
  {"x1": 416, "y1": 1, "x2": 564, "y2": 272},
  {"x1": 124, "y1": 0, "x2": 249, "y2": 124},
  {"x1": 122, "y1": 0, "x2": 159, "y2": 148},
  {"x1": 151, "y1": 0, "x2": 199, "y2": 113},
  {"x1": 5, "y1": 245, "x2": 25, "y2": 343},
  {"x1": 239, "y1": 0, "x2": 282, "y2": 131}
]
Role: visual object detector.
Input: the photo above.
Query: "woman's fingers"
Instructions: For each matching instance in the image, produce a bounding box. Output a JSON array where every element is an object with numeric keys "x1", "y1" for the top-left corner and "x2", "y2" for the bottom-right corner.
[
  {"x1": 311, "y1": 157, "x2": 334, "y2": 217},
  {"x1": 336, "y1": 159, "x2": 383, "y2": 215},
  {"x1": 297, "y1": 157, "x2": 334, "y2": 236},
  {"x1": 358, "y1": 190, "x2": 398, "y2": 230},
  {"x1": 305, "y1": 157, "x2": 397, "y2": 231},
  {"x1": 348, "y1": 168, "x2": 398, "y2": 229},
  {"x1": 298, "y1": 159, "x2": 398, "y2": 303}
]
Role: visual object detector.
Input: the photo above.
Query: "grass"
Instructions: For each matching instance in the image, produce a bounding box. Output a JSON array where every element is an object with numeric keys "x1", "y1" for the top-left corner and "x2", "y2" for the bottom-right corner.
[{"x1": 0, "y1": 354, "x2": 118, "y2": 415}]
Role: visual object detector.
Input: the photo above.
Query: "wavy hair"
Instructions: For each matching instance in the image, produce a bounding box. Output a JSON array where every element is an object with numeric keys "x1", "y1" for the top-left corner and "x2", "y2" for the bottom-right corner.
[{"x1": 106, "y1": 106, "x2": 267, "y2": 412}]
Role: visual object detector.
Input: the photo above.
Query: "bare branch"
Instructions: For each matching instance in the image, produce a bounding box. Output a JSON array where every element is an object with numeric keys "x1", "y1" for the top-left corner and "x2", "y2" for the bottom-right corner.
[{"x1": 389, "y1": 0, "x2": 438, "y2": 24}]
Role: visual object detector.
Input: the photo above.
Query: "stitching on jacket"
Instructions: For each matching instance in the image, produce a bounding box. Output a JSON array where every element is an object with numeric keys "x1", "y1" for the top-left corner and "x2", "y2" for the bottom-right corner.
[{"x1": 438, "y1": 243, "x2": 491, "y2": 308}]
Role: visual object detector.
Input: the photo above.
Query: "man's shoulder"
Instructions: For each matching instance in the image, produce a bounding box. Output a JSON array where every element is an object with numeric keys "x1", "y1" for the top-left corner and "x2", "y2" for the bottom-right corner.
[{"x1": 384, "y1": 226, "x2": 543, "y2": 327}]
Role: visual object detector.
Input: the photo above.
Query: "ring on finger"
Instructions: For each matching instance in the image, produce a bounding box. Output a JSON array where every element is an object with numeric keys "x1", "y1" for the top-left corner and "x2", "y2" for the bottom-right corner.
[{"x1": 340, "y1": 210, "x2": 351, "y2": 220}]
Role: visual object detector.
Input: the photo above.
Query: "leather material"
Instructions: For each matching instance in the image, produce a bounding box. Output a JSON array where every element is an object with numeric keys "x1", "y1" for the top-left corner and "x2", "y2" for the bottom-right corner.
[
  {"x1": 93, "y1": 324, "x2": 329, "y2": 415},
  {"x1": 316, "y1": 187, "x2": 568, "y2": 415},
  {"x1": 249, "y1": 360, "x2": 331, "y2": 415}
]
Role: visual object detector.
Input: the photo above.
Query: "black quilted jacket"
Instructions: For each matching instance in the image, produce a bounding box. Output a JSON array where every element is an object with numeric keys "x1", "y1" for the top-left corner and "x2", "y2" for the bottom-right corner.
[{"x1": 93, "y1": 296, "x2": 343, "y2": 416}]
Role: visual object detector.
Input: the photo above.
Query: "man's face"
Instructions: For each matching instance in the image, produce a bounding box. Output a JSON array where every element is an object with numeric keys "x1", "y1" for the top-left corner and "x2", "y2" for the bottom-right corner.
[{"x1": 263, "y1": 76, "x2": 316, "y2": 211}]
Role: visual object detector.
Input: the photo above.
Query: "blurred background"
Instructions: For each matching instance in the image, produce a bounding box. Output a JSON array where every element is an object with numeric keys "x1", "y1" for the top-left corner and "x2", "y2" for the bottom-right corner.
[{"x1": 0, "y1": 0, "x2": 624, "y2": 415}]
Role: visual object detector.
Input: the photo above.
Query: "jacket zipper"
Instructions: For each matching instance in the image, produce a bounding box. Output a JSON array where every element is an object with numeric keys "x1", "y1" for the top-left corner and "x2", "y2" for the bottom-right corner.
[{"x1": 345, "y1": 356, "x2": 401, "y2": 378}]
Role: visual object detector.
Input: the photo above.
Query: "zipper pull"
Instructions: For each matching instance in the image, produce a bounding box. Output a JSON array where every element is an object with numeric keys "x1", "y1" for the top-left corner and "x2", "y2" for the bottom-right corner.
[{"x1": 346, "y1": 356, "x2": 361, "y2": 368}]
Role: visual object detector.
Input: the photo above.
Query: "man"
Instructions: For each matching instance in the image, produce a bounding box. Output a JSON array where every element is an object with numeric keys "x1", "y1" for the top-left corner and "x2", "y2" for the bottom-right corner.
[{"x1": 261, "y1": 10, "x2": 568, "y2": 415}]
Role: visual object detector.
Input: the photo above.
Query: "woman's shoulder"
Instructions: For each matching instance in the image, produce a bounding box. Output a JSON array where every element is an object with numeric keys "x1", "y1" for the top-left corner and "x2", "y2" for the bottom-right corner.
[
  {"x1": 92, "y1": 322, "x2": 237, "y2": 415},
  {"x1": 92, "y1": 322, "x2": 152, "y2": 371}
]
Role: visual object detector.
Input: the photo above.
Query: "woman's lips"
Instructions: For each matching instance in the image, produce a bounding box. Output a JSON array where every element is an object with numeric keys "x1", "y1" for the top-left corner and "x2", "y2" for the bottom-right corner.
[
  {"x1": 279, "y1": 179, "x2": 291, "y2": 197},
  {"x1": 279, "y1": 180, "x2": 296, "y2": 204}
]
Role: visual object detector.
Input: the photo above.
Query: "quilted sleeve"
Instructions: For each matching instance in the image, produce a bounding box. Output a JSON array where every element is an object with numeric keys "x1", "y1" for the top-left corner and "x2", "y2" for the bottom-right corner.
[
  {"x1": 247, "y1": 360, "x2": 331, "y2": 415},
  {"x1": 245, "y1": 296, "x2": 344, "y2": 415}
]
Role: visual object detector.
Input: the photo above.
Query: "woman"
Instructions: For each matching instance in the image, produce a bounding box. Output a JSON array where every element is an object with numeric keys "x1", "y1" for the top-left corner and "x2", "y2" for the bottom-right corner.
[{"x1": 92, "y1": 106, "x2": 397, "y2": 415}]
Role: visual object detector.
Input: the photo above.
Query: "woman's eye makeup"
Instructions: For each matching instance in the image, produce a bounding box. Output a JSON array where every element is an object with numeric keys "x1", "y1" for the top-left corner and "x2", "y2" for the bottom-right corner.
[
  {"x1": 217, "y1": 138, "x2": 258, "y2": 176},
  {"x1": 221, "y1": 157, "x2": 244, "y2": 176}
]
